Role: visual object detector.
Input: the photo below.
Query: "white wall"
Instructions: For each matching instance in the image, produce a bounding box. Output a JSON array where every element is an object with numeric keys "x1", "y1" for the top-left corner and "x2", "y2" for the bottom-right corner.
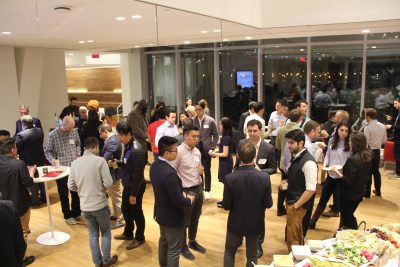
[{"x1": 0, "y1": 46, "x2": 68, "y2": 135}]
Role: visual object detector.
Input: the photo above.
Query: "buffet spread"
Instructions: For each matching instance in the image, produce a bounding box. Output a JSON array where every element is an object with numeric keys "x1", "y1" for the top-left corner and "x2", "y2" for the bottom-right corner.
[{"x1": 269, "y1": 223, "x2": 400, "y2": 267}]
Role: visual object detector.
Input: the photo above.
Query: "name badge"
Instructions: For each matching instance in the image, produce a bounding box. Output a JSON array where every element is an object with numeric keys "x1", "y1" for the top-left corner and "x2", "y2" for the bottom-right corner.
[
  {"x1": 203, "y1": 124, "x2": 209, "y2": 129},
  {"x1": 69, "y1": 139, "x2": 75, "y2": 145},
  {"x1": 124, "y1": 158, "x2": 127, "y2": 164},
  {"x1": 258, "y1": 158, "x2": 267, "y2": 165}
]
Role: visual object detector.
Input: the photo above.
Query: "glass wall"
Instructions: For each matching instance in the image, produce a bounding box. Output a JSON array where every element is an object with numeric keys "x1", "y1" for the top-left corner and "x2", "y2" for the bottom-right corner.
[
  {"x1": 311, "y1": 45, "x2": 363, "y2": 123},
  {"x1": 148, "y1": 53, "x2": 176, "y2": 110},
  {"x1": 262, "y1": 46, "x2": 307, "y2": 114},
  {"x1": 181, "y1": 51, "x2": 215, "y2": 115},
  {"x1": 365, "y1": 42, "x2": 400, "y2": 122},
  {"x1": 220, "y1": 49, "x2": 258, "y2": 128}
]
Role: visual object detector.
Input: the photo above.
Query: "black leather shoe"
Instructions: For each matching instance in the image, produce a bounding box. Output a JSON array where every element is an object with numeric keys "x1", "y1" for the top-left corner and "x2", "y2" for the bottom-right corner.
[
  {"x1": 22, "y1": 255, "x2": 35, "y2": 266},
  {"x1": 257, "y1": 244, "x2": 263, "y2": 258},
  {"x1": 189, "y1": 240, "x2": 206, "y2": 253},
  {"x1": 277, "y1": 209, "x2": 286, "y2": 216},
  {"x1": 217, "y1": 202, "x2": 224, "y2": 208},
  {"x1": 181, "y1": 245, "x2": 195, "y2": 260},
  {"x1": 373, "y1": 189, "x2": 381, "y2": 197}
]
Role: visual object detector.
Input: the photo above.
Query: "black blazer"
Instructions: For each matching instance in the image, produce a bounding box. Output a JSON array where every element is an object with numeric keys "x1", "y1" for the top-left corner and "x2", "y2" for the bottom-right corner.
[
  {"x1": 238, "y1": 111, "x2": 250, "y2": 138},
  {"x1": 150, "y1": 159, "x2": 191, "y2": 228},
  {"x1": 15, "y1": 117, "x2": 42, "y2": 136},
  {"x1": 15, "y1": 127, "x2": 46, "y2": 166},
  {"x1": 340, "y1": 156, "x2": 372, "y2": 201},
  {"x1": 0, "y1": 200, "x2": 26, "y2": 267},
  {"x1": 235, "y1": 139, "x2": 277, "y2": 175},
  {"x1": 223, "y1": 165, "x2": 273, "y2": 235}
]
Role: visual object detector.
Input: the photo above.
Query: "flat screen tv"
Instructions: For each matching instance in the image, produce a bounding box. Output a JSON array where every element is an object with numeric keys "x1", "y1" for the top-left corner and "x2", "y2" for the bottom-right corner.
[{"x1": 236, "y1": 71, "x2": 254, "y2": 88}]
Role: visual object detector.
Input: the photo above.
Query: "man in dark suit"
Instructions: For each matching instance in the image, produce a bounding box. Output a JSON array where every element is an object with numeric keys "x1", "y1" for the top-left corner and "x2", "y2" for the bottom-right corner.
[
  {"x1": 99, "y1": 124, "x2": 124, "y2": 229},
  {"x1": 223, "y1": 140, "x2": 273, "y2": 267},
  {"x1": 0, "y1": 199, "x2": 27, "y2": 267},
  {"x1": 15, "y1": 115, "x2": 47, "y2": 206},
  {"x1": 15, "y1": 105, "x2": 42, "y2": 136},
  {"x1": 237, "y1": 101, "x2": 256, "y2": 139},
  {"x1": 386, "y1": 97, "x2": 400, "y2": 178},
  {"x1": 235, "y1": 119, "x2": 276, "y2": 258},
  {"x1": 150, "y1": 136, "x2": 194, "y2": 267}
]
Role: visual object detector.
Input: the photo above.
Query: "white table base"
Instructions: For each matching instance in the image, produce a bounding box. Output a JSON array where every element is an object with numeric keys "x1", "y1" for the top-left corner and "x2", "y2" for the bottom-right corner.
[{"x1": 36, "y1": 231, "x2": 70, "y2": 245}]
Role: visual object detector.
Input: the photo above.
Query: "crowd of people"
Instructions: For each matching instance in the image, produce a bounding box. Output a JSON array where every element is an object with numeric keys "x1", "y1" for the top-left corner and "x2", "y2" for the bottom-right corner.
[{"x1": 0, "y1": 93, "x2": 397, "y2": 267}]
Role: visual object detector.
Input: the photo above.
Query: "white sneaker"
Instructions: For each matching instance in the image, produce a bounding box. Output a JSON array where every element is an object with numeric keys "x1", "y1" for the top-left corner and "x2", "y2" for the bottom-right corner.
[
  {"x1": 204, "y1": 191, "x2": 211, "y2": 200},
  {"x1": 65, "y1": 217, "x2": 78, "y2": 225}
]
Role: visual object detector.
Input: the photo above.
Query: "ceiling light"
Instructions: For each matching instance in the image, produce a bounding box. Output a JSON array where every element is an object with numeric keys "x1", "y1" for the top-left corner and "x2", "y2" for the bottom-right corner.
[
  {"x1": 113, "y1": 89, "x2": 122, "y2": 93},
  {"x1": 78, "y1": 40, "x2": 85, "y2": 44},
  {"x1": 213, "y1": 29, "x2": 221, "y2": 33},
  {"x1": 222, "y1": 38, "x2": 229, "y2": 42},
  {"x1": 275, "y1": 45, "x2": 279, "y2": 48},
  {"x1": 134, "y1": 45, "x2": 140, "y2": 48},
  {"x1": 300, "y1": 48, "x2": 305, "y2": 51},
  {"x1": 131, "y1": 15, "x2": 142, "y2": 19},
  {"x1": 87, "y1": 40, "x2": 94, "y2": 43},
  {"x1": 361, "y1": 29, "x2": 370, "y2": 33},
  {"x1": 1, "y1": 31, "x2": 11, "y2": 35},
  {"x1": 115, "y1": 16, "x2": 126, "y2": 21},
  {"x1": 245, "y1": 36, "x2": 252, "y2": 40},
  {"x1": 67, "y1": 88, "x2": 88, "y2": 93},
  {"x1": 148, "y1": 43, "x2": 154, "y2": 46},
  {"x1": 184, "y1": 41, "x2": 191, "y2": 44},
  {"x1": 68, "y1": 53, "x2": 74, "y2": 56},
  {"x1": 200, "y1": 30, "x2": 208, "y2": 34},
  {"x1": 371, "y1": 46, "x2": 377, "y2": 49}
]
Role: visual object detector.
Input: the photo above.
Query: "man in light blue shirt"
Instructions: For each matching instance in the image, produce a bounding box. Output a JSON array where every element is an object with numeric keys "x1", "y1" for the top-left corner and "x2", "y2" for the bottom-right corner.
[{"x1": 155, "y1": 110, "x2": 179, "y2": 148}]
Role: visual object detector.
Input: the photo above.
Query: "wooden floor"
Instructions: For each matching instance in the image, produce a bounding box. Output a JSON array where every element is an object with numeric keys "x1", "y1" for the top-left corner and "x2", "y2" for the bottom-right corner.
[{"x1": 28, "y1": 155, "x2": 400, "y2": 267}]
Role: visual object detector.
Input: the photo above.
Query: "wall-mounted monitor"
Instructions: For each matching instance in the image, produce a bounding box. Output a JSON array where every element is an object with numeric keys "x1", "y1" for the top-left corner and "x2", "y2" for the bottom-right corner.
[{"x1": 236, "y1": 71, "x2": 254, "y2": 88}]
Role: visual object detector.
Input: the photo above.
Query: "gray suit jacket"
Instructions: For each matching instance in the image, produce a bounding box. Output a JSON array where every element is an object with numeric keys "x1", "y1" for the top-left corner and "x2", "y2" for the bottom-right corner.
[{"x1": 235, "y1": 139, "x2": 277, "y2": 175}]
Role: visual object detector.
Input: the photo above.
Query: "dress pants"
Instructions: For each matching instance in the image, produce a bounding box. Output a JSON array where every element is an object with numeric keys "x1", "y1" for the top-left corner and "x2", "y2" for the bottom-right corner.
[
  {"x1": 159, "y1": 225, "x2": 184, "y2": 267},
  {"x1": 365, "y1": 149, "x2": 381, "y2": 195},
  {"x1": 224, "y1": 231, "x2": 259, "y2": 267},
  {"x1": 340, "y1": 198, "x2": 361, "y2": 230},
  {"x1": 277, "y1": 171, "x2": 287, "y2": 212},
  {"x1": 318, "y1": 176, "x2": 341, "y2": 212},
  {"x1": 286, "y1": 204, "x2": 307, "y2": 252},
  {"x1": 302, "y1": 195, "x2": 315, "y2": 237},
  {"x1": 29, "y1": 182, "x2": 46, "y2": 204},
  {"x1": 20, "y1": 208, "x2": 31, "y2": 258},
  {"x1": 56, "y1": 176, "x2": 81, "y2": 219},
  {"x1": 107, "y1": 179, "x2": 122, "y2": 219},
  {"x1": 121, "y1": 183, "x2": 146, "y2": 241},
  {"x1": 201, "y1": 150, "x2": 212, "y2": 192},
  {"x1": 182, "y1": 185, "x2": 203, "y2": 243}
]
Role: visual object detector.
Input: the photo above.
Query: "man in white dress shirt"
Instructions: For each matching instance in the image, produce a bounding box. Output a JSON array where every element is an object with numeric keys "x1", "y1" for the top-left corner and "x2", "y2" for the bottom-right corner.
[
  {"x1": 268, "y1": 100, "x2": 287, "y2": 146},
  {"x1": 155, "y1": 110, "x2": 179, "y2": 147},
  {"x1": 244, "y1": 102, "x2": 266, "y2": 138}
]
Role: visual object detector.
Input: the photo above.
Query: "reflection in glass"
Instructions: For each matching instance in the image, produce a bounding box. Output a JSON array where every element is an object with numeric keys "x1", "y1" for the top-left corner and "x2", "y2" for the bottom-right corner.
[
  {"x1": 311, "y1": 45, "x2": 363, "y2": 123},
  {"x1": 220, "y1": 49, "x2": 258, "y2": 128},
  {"x1": 181, "y1": 52, "x2": 215, "y2": 115},
  {"x1": 365, "y1": 42, "x2": 400, "y2": 122},
  {"x1": 263, "y1": 47, "x2": 307, "y2": 114},
  {"x1": 148, "y1": 53, "x2": 176, "y2": 110}
]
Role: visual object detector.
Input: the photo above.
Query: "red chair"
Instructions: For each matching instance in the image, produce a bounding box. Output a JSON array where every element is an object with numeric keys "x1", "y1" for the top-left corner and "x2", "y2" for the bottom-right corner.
[{"x1": 383, "y1": 141, "x2": 395, "y2": 169}]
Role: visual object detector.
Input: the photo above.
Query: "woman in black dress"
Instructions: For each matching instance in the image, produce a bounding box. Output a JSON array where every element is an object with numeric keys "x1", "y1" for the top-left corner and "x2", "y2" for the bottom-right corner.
[
  {"x1": 331, "y1": 132, "x2": 372, "y2": 230},
  {"x1": 209, "y1": 117, "x2": 233, "y2": 208}
]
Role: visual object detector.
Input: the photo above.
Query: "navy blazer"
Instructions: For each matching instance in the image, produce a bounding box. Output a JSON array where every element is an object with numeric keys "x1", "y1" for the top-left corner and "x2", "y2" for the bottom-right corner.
[
  {"x1": 223, "y1": 165, "x2": 273, "y2": 236},
  {"x1": 150, "y1": 159, "x2": 191, "y2": 228},
  {"x1": 15, "y1": 117, "x2": 42, "y2": 136},
  {"x1": 101, "y1": 134, "x2": 122, "y2": 180},
  {"x1": 15, "y1": 127, "x2": 46, "y2": 166}
]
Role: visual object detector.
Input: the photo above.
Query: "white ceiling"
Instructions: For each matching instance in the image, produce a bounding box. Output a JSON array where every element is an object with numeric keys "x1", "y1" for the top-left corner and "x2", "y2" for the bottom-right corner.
[{"x1": 0, "y1": 0, "x2": 400, "y2": 52}]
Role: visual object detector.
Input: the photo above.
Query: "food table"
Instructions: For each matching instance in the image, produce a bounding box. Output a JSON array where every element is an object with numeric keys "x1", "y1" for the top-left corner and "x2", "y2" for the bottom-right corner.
[
  {"x1": 265, "y1": 224, "x2": 400, "y2": 267},
  {"x1": 34, "y1": 166, "x2": 71, "y2": 246}
]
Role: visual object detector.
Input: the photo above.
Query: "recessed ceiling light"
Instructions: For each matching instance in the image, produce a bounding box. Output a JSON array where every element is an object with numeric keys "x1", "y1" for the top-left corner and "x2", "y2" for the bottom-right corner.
[
  {"x1": 371, "y1": 46, "x2": 377, "y2": 49},
  {"x1": 245, "y1": 36, "x2": 252, "y2": 40},
  {"x1": 361, "y1": 29, "x2": 370, "y2": 33},
  {"x1": 131, "y1": 15, "x2": 142, "y2": 19},
  {"x1": 213, "y1": 29, "x2": 221, "y2": 33},
  {"x1": 184, "y1": 41, "x2": 191, "y2": 44},
  {"x1": 274, "y1": 45, "x2": 279, "y2": 48},
  {"x1": 87, "y1": 40, "x2": 94, "y2": 43},
  {"x1": 222, "y1": 38, "x2": 229, "y2": 42},
  {"x1": 115, "y1": 16, "x2": 126, "y2": 21},
  {"x1": 148, "y1": 43, "x2": 154, "y2": 46},
  {"x1": 68, "y1": 53, "x2": 74, "y2": 56},
  {"x1": 78, "y1": 40, "x2": 85, "y2": 44},
  {"x1": 1, "y1": 31, "x2": 11, "y2": 35},
  {"x1": 200, "y1": 30, "x2": 208, "y2": 34},
  {"x1": 300, "y1": 48, "x2": 305, "y2": 51},
  {"x1": 134, "y1": 45, "x2": 140, "y2": 48}
]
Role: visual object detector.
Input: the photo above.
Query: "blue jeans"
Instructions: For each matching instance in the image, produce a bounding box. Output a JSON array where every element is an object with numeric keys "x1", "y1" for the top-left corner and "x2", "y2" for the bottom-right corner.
[{"x1": 83, "y1": 206, "x2": 111, "y2": 267}]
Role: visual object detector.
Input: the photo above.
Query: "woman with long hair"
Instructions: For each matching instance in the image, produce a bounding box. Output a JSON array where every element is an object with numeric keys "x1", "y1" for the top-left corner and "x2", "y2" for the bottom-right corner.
[
  {"x1": 331, "y1": 132, "x2": 372, "y2": 229},
  {"x1": 209, "y1": 117, "x2": 234, "y2": 208},
  {"x1": 81, "y1": 109, "x2": 103, "y2": 153},
  {"x1": 309, "y1": 121, "x2": 351, "y2": 229}
]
